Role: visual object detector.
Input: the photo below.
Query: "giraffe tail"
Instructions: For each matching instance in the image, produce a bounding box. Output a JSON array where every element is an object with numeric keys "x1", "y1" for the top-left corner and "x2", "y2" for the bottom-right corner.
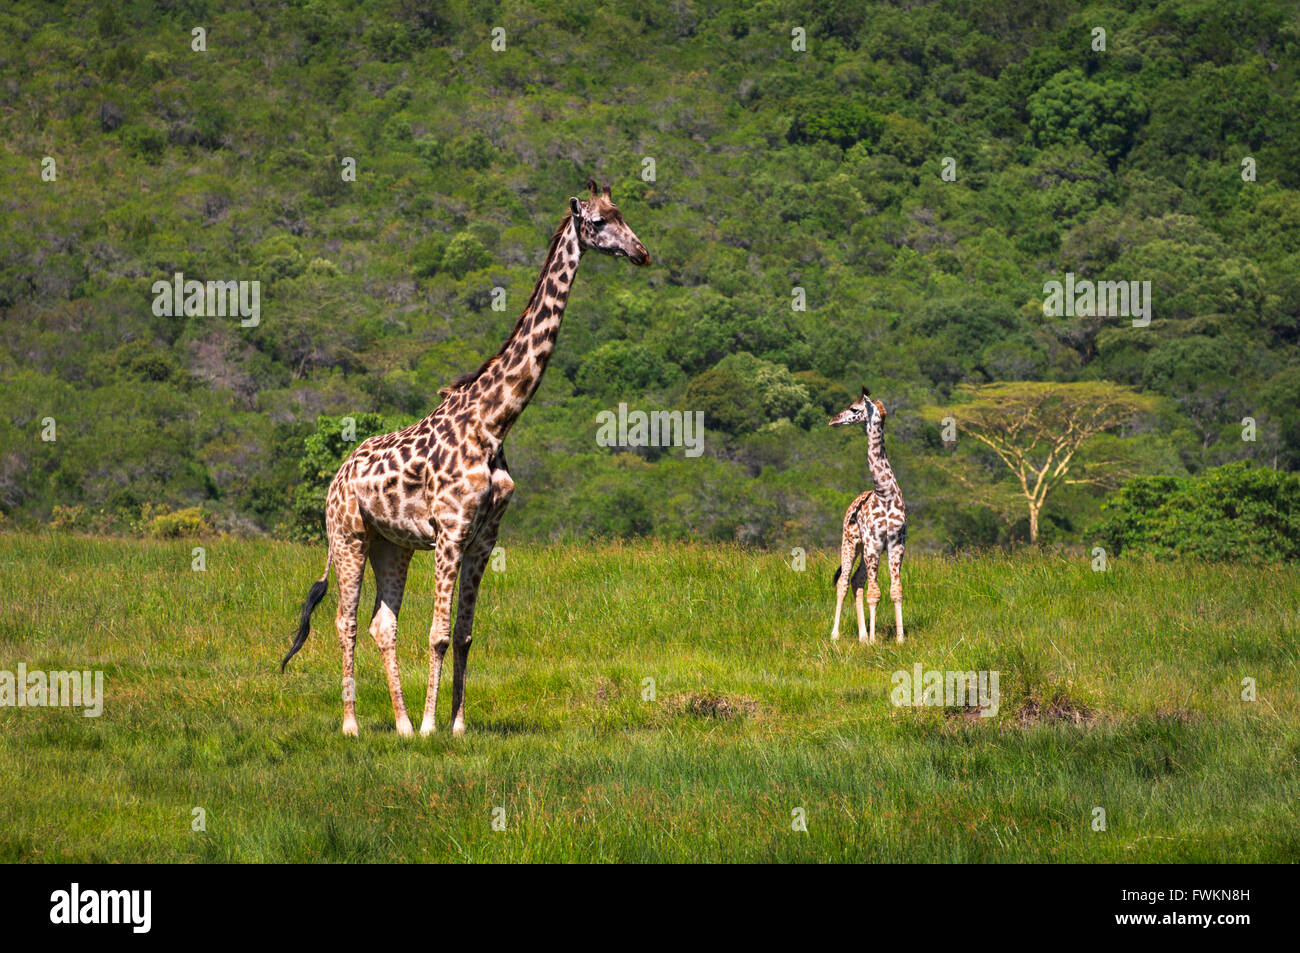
[
  {"x1": 831, "y1": 556, "x2": 867, "y2": 591},
  {"x1": 281, "y1": 550, "x2": 331, "y2": 673}
]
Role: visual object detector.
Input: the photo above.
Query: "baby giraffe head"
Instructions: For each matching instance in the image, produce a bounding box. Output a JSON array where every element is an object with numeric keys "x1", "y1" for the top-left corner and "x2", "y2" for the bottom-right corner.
[
  {"x1": 829, "y1": 386, "x2": 887, "y2": 429},
  {"x1": 569, "y1": 180, "x2": 650, "y2": 266}
]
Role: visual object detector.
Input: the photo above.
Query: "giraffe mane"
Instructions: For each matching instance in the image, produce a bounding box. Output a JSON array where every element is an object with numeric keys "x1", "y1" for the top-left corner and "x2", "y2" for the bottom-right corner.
[{"x1": 438, "y1": 211, "x2": 575, "y2": 398}]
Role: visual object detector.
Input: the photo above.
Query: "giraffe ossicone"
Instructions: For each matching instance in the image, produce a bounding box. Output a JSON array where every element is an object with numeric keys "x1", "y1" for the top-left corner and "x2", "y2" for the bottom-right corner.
[
  {"x1": 829, "y1": 387, "x2": 908, "y2": 644},
  {"x1": 280, "y1": 181, "x2": 650, "y2": 737}
]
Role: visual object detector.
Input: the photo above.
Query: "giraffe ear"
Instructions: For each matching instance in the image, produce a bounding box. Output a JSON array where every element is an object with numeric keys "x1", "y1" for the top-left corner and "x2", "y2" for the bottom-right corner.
[{"x1": 569, "y1": 196, "x2": 583, "y2": 219}]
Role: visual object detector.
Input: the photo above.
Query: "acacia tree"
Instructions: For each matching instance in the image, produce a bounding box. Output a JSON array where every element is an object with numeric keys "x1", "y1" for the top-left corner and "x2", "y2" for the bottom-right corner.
[{"x1": 926, "y1": 381, "x2": 1161, "y2": 543}]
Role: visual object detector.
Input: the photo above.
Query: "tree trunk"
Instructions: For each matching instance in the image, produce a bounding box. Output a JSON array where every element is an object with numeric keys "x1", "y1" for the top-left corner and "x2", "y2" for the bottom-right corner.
[{"x1": 1028, "y1": 503, "x2": 1040, "y2": 544}]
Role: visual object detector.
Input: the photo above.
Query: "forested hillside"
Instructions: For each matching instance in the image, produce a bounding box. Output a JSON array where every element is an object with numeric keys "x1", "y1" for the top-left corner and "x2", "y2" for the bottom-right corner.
[{"x1": 3, "y1": 0, "x2": 1298, "y2": 550}]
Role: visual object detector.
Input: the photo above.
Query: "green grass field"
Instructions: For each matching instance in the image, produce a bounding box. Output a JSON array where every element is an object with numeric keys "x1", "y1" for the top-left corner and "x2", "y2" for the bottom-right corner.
[{"x1": 1, "y1": 532, "x2": 1296, "y2": 862}]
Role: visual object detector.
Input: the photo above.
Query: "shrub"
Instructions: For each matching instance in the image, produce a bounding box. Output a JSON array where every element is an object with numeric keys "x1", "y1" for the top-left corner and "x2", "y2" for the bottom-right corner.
[
  {"x1": 118, "y1": 123, "x2": 166, "y2": 162},
  {"x1": 574, "y1": 341, "x2": 678, "y2": 400},
  {"x1": 1028, "y1": 68, "x2": 1144, "y2": 166},
  {"x1": 683, "y1": 367, "x2": 764, "y2": 436},
  {"x1": 254, "y1": 235, "x2": 305, "y2": 282},
  {"x1": 440, "y1": 232, "x2": 491, "y2": 277},
  {"x1": 49, "y1": 504, "x2": 86, "y2": 532},
  {"x1": 446, "y1": 133, "x2": 495, "y2": 170},
  {"x1": 305, "y1": 257, "x2": 340, "y2": 278},
  {"x1": 114, "y1": 340, "x2": 178, "y2": 383},
  {"x1": 787, "y1": 100, "x2": 884, "y2": 150},
  {"x1": 1094, "y1": 462, "x2": 1300, "y2": 561},
  {"x1": 143, "y1": 505, "x2": 211, "y2": 539},
  {"x1": 412, "y1": 234, "x2": 449, "y2": 277},
  {"x1": 714, "y1": 352, "x2": 815, "y2": 426}
]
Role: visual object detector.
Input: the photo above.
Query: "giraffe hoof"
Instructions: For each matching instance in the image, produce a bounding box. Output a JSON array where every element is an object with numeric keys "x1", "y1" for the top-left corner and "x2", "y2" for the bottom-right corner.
[
  {"x1": 419, "y1": 720, "x2": 436, "y2": 737},
  {"x1": 341, "y1": 719, "x2": 358, "y2": 737},
  {"x1": 396, "y1": 717, "x2": 414, "y2": 738},
  {"x1": 451, "y1": 720, "x2": 467, "y2": 737}
]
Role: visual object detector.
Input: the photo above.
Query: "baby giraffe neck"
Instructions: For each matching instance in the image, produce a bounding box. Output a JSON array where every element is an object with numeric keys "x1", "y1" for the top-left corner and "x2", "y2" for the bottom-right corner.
[{"x1": 865, "y1": 422, "x2": 899, "y2": 503}]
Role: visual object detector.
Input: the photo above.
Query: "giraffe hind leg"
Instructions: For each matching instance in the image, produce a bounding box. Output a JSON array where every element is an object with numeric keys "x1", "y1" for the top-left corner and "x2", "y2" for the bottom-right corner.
[
  {"x1": 332, "y1": 534, "x2": 369, "y2": 737},
  {"x1": 851, "y1": 557, "x2": 868, "y2": 643},
  {"x1": 863, "y1": 550, "x2": 881, "y2": 644},
  {"x1": 888, "y1": 541, "x2": 905, "y2": 643},
  {"x1": 368, "y1": 538, "x2": 415, "y2": 737}
]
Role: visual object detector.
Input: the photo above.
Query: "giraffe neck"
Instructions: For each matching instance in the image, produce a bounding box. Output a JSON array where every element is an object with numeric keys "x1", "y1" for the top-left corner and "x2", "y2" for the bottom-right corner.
[
  {"x1": 865, "y1": 420, "x2": 900, "y2": 503},
  {"x1": 473, "y1": 214, "x2": 582, "y2": 443}
]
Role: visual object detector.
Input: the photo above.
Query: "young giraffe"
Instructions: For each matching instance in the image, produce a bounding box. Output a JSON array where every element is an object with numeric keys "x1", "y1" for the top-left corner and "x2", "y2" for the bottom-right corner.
[
  {"x1": 281, "y1": 181, "x2": 650, "y2": 736},
  {"x1": 829, "y1": 388, "x2": 907, "y2": 644}
]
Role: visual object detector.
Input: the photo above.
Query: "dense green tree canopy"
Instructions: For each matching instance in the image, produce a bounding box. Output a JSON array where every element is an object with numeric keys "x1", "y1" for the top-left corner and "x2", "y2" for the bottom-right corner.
[{"x1": 1, "y1": 0, "x2": 1297, "y2": 550}]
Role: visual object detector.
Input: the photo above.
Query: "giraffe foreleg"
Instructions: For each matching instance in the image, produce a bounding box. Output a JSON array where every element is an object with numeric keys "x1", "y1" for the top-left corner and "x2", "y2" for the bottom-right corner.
[
  {"x1": 449, "y1": 525, "x2": 501, "y2": 736},
  {"x1": 448, "y1": 469, "x2": 512, "y2": 736},
  {"x1": 420, "y1": 535, "x2": 463, "y2": 737}
]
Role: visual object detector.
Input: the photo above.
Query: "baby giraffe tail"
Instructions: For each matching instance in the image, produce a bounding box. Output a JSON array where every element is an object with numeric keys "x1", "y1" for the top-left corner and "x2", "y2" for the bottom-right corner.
[
  {"x1": 831, "y1": 558, "x2": 867, "y2": 591},
  {"x1": 281, "y1": 550, "x2": 332, "y2": 673}
]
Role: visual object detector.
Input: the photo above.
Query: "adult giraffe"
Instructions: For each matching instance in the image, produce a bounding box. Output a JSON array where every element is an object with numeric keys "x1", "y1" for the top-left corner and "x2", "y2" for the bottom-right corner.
[{"x1": 281, "y1": 181, "x2": 650, "y2": 737}]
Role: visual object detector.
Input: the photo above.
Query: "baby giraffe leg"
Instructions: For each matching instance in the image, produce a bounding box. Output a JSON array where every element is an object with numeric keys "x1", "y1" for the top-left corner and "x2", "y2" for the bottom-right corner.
[
  {"x1": 863, "y1": 550, "x2": 881, "y2": 644},
  {"x1": 888, "y1": 542, "x2": 905, "y2": 643},
  {"x1": 831, "y1": 538, "x2": 857, "y2": 640},
  {"x1": 831, "y1": 571, "x2": 849, "y2": 639},
  {"x1": 851, "y1": 559, "x2": 868, "y2": 642}
]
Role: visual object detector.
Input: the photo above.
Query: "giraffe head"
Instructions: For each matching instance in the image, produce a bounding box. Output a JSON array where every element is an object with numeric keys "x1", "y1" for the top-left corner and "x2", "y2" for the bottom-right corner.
[
  {"x1": 569, "y1": 180, "x2": 650, "y2": 266},
  {"x1": 829, "y1": 387, "x2": 887, "y2": 429}
]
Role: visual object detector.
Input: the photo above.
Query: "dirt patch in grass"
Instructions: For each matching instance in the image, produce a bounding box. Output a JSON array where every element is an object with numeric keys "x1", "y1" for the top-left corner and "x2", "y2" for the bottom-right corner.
[
  {"x1": 943, "y1": 698, "x2": 1191, "y2": 730},
  {"x1": 677, "y1": 692, "x2": 759, "y2": 720},
  {"x1": 1015, "y1": 694, "x2": 1094, "y2": 727},
  {"x1": 593, "y1": 677, "x2": 620, "y2": 704}
]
